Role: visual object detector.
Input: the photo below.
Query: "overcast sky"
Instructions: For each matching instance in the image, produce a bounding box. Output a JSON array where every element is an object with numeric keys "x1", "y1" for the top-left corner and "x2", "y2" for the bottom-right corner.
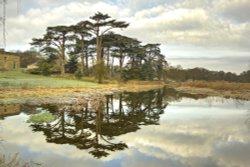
[{"x1": 1, "y1": 0, "x2": 250, "y2": 73}]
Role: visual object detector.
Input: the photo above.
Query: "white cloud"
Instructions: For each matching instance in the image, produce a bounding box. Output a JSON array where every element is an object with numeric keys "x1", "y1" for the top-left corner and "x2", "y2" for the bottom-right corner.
[
  {"x1": 215, "y1": 0, "x2": 250, "y2": 23},
  {"x1": 177, "y1": 0, "x2": 214, "y2": 9},
  {"x1": 4, "y1": 0, "x2": 250, "y2": 51},
  {"x1": 5, "y1": 1, "x2": 129, "y2": 50}
]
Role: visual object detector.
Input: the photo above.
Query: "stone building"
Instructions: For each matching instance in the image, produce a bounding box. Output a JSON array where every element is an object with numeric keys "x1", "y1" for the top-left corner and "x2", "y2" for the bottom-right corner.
[{"x1": 0, "y1": 49, "x2": 20, "y2": 70}]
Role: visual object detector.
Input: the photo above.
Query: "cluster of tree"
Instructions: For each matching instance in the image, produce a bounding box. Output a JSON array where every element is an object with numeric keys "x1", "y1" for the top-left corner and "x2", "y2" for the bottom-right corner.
[
  {"x1": 15, "y1": 50, "x2": 41, "y2": 68},
  {"x1": 30, "y1": 12, "x2": 168, "y2": 83},
  {"x1": 166, "y1": 66, "x2": 250, "y2": 83}
]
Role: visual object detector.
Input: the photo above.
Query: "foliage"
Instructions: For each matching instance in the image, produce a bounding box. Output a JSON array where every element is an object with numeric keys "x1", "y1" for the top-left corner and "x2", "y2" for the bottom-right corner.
[
  {"x1": 27, "y1": 111, "x2": 56, "y2": 123},
  {"x1": 122, "y1": 43, "x2": 167, "y2": 81},
  {"x1": 39, "y1": 62, "x2": 51, "y2": 76},
  {"x1": 31, "y1": 26, "x2": 73, "y2": 75},
  {"x1": 77, "y1": 12, "x2": 129, "y2": 83},
  {"x1": 166, "y1": 67, "x2": 250, "y2": 83},
  {"x1": 141, "y1": 61, "x2": 154, "y2": 80},
  {"x1": 93, "y1": 62, "x2": 107, "y2": 83},
  {"x1": 122, "y1": 66, "x2": 142, "y2": 81},
  {"x1": 29, "y1": 12, "x2": 171, "y2": 83},
  {"x1": 74, "y1": 69, "x2": 83, "y2": 80},
  {"x1": 66, "y1": 55, "x2": 79, "y2": 73},
  {"x1": 15, "y1": 50, "x2": 41, "y2": 68}
]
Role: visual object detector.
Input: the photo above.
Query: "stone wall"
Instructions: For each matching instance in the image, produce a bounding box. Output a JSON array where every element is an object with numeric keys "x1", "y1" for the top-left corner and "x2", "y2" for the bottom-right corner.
[{"x1": 0, "y1": 50, "x2": 20, "y2": 70}]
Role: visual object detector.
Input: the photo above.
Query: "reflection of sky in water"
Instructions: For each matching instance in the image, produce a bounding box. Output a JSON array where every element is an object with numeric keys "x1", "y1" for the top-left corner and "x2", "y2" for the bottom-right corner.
[
  {"x1": 1, "y1": 97, "x2": 250, "y2": 167},
  {"x1": 163, "y1": 97, "x2": 248, "y2": 120}
]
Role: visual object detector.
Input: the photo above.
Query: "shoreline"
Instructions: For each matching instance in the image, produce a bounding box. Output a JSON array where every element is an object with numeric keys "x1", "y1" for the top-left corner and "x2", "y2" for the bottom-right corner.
[
  {"x1": 1, "y1": 71, "x2": 249, "y2": 104},
  {"x1": 0, "y1": 81, "x2": 249, "y2": 104},
  {"x1": 0, "y1": 84, "x2": 164, "y2": 104},
  {"x1": 175, "y1": 86, "x2": 250, "y2": 101}
]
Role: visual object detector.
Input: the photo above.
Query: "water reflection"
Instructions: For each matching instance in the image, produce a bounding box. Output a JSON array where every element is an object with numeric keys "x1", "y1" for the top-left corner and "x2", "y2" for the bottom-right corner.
[
  {"x1": 246, "y1": 109, "x2": 250, "y2": 130},
  {"x1": 28, "y1": 89, "x2": 175, "y2": 158},
  {"x1": 0, "y1": 104, "x2": 20, "y2": 119},
  {"x1": 1, "y1": 87, "x2": 249, "y2": 167},
  {"x1": 27, "y1": 88, "x2": 238, "y2": 159}
]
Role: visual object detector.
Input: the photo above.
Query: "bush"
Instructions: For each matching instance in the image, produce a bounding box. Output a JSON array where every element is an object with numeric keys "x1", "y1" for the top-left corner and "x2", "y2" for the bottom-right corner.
[
  {"x1": 26, "y1": 68, "x2": 41, "y2": 75},
  {"x1": 74, "y1": 69, "x2": 83, "y2": 80},
  {"x1": 39, "y1": 62, "x2": 51, "y2": 76}
]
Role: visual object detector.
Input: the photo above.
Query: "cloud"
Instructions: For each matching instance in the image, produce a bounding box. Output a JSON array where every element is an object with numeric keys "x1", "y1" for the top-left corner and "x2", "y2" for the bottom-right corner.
[
  {"x1": 4, "y1": 0, "x2": 250, "y2": 51},
  {"x1": 5, "y1": 1, "x2": 128, "y2": 50},
  {"x1": 168, "y1": 56, "x2": 250, "y2": 73},
  {"x1": 125, "y1": 7, "x2": 211, "y2": 44},
  {"x1": 125, "y1": 4, "x2": 250, "y2": 51},
  {"x1": 216, "y1": 0, "x2": 250, "y2": 23},
  {"x1": 214, "y1": 141, "x2": 250, "y2": 167}
]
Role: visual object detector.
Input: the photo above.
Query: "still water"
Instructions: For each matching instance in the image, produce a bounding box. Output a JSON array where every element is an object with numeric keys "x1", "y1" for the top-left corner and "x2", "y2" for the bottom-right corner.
[{"x1": 0, "y1": 88, "x2": 250, "y2": 167}]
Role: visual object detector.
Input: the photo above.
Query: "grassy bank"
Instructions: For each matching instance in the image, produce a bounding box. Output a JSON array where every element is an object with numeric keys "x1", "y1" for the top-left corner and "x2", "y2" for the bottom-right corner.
[
  {"x1": 183, "y1": 81, "x2": 250, "y2": 91},
  {"x1": 0, "y1": 71, "x2": 164, "y2": 101},
  {"x1": 1, "y1": 71, "x2": 250, "y2": 102},
  {"x1": 0, "y1": 71, "x2": 97, "y2": 89}
]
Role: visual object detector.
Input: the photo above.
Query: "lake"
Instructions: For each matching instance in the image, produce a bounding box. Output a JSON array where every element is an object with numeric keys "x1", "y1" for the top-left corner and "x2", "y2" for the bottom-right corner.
[{"x1": 0, "y1": 88, "x2": 250, "y2": 167}]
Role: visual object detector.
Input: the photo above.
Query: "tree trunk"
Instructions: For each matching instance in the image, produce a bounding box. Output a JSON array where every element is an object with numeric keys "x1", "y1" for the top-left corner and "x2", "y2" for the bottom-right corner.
[
  {"x1": 80, "y1": 37, "x2": 85, "y2": 74},
  {"x1": 106, "y1": 47, "x2": 110, "y2": 79},
  {"x1": 61, "y1": 35, "x2": 66, "y2": 76},
  {"x1": 110, "y1": 56, "x2": 114, "y2": 78},
  {"x1": 96, "y1": 35, "x2": 102, "y2": 64},
  {"x1": 85, "y1": 50, "x2": 89, "y2": 76},
  {"x1": 106, "y1": 47, "x2": 110, "y2": 67},
  {"x1": 119, "y1": 49, "x2": 124, "y2": 81},
  {"x1": 60, "y1": 53, "x2": 65, "y2": 75},
  {"x1": 80, "y1": 56, "x2": 85, "y2": 73},
  {"x1": 119, "y1": 94, "x2": 123, "y2": 116},
  {"x1": 96, "y1": 35, "x2": 104, "y2": 83}
]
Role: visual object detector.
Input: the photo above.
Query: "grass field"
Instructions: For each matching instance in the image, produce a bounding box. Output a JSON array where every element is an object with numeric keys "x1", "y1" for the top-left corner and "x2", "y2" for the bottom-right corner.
[{"x1": 0, "y1": 71, "x2": 97, "y2": 89}]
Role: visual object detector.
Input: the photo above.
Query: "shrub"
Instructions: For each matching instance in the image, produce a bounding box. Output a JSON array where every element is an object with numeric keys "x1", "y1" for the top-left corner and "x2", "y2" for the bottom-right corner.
[
  {"x1": 74, "y1": 69, "x2": 83, "y2": 80},
  {"x1": 39, "y1": 62, "x2": 51, "y2": 76}
]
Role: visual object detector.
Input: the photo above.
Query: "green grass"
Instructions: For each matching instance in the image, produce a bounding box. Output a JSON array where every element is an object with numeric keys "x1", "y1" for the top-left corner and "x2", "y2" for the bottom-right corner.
[
  {"x1": 27, "y1": 111, "x2": 56, "y2": 123},
  {"x1": 0, "y1": 71, "x2": 97, "y2": 89}
]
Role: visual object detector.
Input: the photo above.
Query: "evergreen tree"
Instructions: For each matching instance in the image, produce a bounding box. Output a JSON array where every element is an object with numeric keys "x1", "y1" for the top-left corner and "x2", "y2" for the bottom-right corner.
[
  {"x1": 77, "y1": 12, "x2": 129, "y2": 83},
  {"x1": 66, "y1": 55, "x2": 79, "y2": 74}
]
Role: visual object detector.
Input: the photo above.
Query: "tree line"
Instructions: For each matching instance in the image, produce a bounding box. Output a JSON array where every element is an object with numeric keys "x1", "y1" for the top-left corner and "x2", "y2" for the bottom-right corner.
[
  {"x1": 166, "y1": 66, "x2": 250, "y2": 83},
  {"x1": 29, "y1": 12, "x2": 168, "y2": 83}
]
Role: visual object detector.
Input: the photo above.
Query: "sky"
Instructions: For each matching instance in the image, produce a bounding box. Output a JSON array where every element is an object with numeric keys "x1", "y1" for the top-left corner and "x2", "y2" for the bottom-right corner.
[{"x1": 0, "y1": 0, "x2": 250, "y2": 73}]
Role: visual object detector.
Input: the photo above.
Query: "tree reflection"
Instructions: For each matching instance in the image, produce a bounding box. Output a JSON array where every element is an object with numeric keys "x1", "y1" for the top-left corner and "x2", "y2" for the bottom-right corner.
[
  {"x1": 0, "y1": 104, "x2": 20, "y2": 119},
  {"x1": 28, "y1": 87, "x2": 205, "y2": 158}
]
